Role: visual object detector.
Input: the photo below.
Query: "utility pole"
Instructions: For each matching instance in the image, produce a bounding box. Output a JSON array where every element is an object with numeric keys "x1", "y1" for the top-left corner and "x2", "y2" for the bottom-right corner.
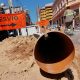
[
  {"x1": 8, "y1": 0, "x2": 13, "y2": 13},
  {"x1": 8, "y1": 0, "x2": 13, "y2": 7},
  {"x1": 36, "y1": 5, "x2": 41, "y2": 33},
  {"x1": 36, "y1": 5, "x2": 40, "y2": 22}
]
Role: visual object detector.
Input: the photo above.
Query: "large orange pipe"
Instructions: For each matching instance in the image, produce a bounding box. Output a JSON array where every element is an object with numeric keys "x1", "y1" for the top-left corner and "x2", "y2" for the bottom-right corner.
[{"x1": 34, "y1": 32, "x2": 75, "y2": 74}]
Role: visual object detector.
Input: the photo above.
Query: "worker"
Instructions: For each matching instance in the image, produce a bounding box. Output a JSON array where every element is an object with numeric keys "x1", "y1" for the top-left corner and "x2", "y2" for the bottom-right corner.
[{"x1": 64, "y1": 6, "x2": 76, "y2": 30}]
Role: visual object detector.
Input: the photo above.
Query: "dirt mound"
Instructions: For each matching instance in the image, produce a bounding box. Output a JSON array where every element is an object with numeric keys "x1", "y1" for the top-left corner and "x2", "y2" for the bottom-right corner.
[
  {"x1": 0, "y1": 36, "x2": 37, "y2": 60},
  {"x1": 0, "y1": 35, "x2": 80, "y2": 80}
]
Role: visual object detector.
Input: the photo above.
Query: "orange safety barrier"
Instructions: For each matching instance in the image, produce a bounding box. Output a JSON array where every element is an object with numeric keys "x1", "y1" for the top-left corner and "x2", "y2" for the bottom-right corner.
[
  {"x1": 0, "y1": 12, "x2": 26, "y2": 30},
  {"x1": 36, "y1": 20, "x2": 49, "y2": 27}
]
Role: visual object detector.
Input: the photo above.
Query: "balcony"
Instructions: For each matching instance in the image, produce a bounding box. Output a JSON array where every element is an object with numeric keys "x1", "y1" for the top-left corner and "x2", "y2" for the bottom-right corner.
[
  {"x1": 53, "y1": 5, "x2": 65, "y2": 19},
  {"x1": 52, "y1": 0, "x2": 80, "y2": 20},
  {"x1": 66, "y1": 0, "x2": 79, "y2": 7}
]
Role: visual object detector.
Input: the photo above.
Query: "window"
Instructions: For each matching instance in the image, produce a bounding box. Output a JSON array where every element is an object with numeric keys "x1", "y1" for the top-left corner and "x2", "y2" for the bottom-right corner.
[
  {"x1": 57, "y1": 6, "x2": 59, "y2": 11},
  {"x1": 59, "y1": 4, "x2": 61, "y2": 9},
  {"x1": 66, "y1": 0, "x2": 68, "y2": 4},
  {"x1": 64, "y1": 0, "x2": 67, "y2": 4},
  {"x1": 61, "y1": 17, "x2": 64, "y2": 24},
  {"x1": 61, "y1": 2, "x2": 62, "y2": 7},
  {"x1": 62, "y1": 0, "x2": 65, "y2": 6}
]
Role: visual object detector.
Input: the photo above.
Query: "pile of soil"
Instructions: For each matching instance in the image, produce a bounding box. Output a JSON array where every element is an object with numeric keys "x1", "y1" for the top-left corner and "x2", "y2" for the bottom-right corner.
[
  {"x1": 0, "y1": 36, "x2": 37, "y2": 80},
  {"x1": 2, "y1": 36, "x2": 37, "y2": 60},
  {"x1": 0, "y1": 34, "x2": 79, "y2": 80}
]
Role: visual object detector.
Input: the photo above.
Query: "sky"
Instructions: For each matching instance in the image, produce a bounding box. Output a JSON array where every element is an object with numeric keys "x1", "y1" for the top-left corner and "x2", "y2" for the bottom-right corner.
[{"x1": 0, "y1": 0, "x2": 54, "y2": 23}]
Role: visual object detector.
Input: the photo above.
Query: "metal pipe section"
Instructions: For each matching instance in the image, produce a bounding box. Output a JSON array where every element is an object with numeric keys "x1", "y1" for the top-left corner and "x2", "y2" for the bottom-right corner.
[{"x1": 34, "y1": 32, "x2": 75, "y2": 74}]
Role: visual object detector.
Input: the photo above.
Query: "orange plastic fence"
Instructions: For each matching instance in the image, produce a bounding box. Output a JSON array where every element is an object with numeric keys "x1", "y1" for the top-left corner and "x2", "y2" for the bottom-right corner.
[
  {"x1": 36, "y1": 20, "x2": 49, "y2": 27},
  {"x1": 0, "y1": 12, "x2": 26, "y2": 30}
]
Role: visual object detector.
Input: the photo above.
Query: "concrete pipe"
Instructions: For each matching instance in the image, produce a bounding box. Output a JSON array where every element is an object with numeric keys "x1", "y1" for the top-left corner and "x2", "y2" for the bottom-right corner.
[{"x1": 34, "y1": 32, "x2": 75, "y2": 74}]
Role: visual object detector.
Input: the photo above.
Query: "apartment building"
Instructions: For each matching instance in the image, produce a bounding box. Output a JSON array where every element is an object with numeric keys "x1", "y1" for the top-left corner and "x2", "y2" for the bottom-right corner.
[
  {"x1": 39, "y1": 3, "x2": 53, "y2": 24},
  {"x1": 40, "y1": 7, "x2": 46, "y2": 20},
  {"x1": 45, "y1": 3, "x2": 53, "y2": 21},
  {"x1": 52, "y1": 0, "x2": 80, "y2": 26}
]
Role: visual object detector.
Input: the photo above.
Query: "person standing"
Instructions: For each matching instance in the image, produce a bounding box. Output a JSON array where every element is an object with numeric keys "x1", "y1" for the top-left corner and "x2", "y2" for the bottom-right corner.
[{"x1": 64, "y1": 6, "x2": 76, "y2": 30}]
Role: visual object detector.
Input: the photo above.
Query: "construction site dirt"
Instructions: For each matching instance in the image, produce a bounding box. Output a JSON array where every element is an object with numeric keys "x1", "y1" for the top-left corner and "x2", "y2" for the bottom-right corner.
[{"x1": 0, "y1": 32, "x2": 80, "y2": 80}]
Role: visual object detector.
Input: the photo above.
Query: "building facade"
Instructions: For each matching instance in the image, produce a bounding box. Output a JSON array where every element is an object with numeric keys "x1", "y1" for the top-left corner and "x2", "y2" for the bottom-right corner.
[
  {"x1": 45, "y1": 4, "x2": 53, "y2": 21},
  {"x1": 52, "y1": 0, "x2": 80, "y2": 26},
  {"x1": 40, "y1": 7, "x2": 46, "y2": 20},
  {"x1": 39, "y1": 3, "x2": 53, "y2": 24}
]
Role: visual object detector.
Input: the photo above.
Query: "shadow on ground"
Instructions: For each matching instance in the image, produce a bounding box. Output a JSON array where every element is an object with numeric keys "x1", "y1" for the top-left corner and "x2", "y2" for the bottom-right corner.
[{"x1": 40, "y1": 68, "x2": 74, "y2": 80}]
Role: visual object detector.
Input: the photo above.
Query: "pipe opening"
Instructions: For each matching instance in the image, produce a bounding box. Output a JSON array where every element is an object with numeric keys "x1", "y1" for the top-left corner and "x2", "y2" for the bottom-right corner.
[{"x1": 34, "y1": 32, "x2": 74, "y2": 63}]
